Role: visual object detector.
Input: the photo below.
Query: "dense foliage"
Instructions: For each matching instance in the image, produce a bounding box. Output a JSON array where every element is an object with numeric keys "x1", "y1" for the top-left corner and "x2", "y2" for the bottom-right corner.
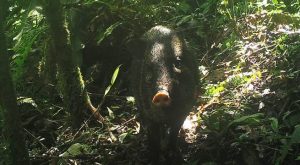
[{"x1": 1, "y1": 0, "x2": 300, "y2": 164}]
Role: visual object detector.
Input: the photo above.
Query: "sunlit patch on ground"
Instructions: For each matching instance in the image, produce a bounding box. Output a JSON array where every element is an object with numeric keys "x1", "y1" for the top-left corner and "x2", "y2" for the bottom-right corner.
[{"x1": 181, "y1": 112, "x2": 199, "y2": 143}]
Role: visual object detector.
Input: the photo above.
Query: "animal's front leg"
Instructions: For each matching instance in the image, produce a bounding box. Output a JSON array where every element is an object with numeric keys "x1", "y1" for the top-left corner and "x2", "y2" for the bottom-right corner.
[
  {"x1": 166, "y1": 117, "x2": 186, "y2": 164},
  {"x1": 148, "y1": 122, "x2": 161, "y2": 164}
]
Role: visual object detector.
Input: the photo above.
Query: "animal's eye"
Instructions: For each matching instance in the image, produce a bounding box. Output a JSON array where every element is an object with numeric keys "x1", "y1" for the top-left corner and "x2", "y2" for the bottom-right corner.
[
  {"x1": 174, "y1": 57, "x2": 182, "y2": 68},
  {"x1": 173, "y1": 57, "x2": 182, "y2": 73}
]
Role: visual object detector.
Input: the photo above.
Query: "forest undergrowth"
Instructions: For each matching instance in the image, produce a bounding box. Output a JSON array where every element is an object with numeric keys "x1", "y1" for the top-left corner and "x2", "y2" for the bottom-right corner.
[{"x1": 1, "y1": 0, "x2": 300, "y2": 164}]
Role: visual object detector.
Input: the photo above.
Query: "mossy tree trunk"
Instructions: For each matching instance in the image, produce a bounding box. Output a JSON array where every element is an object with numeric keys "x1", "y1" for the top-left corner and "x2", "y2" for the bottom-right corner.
[
  {"x1": 0, "y1": 0, "x2": 30, "y2": 164},
  {"x1": 42, "y1": 0, "x2": 101, "y2": 129},
  {"x1": 42, "y1": 0, "x2": 84, "y2": 128}
]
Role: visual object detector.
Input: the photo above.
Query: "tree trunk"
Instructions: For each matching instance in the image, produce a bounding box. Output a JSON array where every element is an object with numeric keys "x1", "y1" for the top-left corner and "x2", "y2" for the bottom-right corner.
[
  {"x1": 42, "y1": 0, "x2": 102, "y2": 128},
  {"x1": 0, "y1": 1, "x2": 30, "y2": 164}
]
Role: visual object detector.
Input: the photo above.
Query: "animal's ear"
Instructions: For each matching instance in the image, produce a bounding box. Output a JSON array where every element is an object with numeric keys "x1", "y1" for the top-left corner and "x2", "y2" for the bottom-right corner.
[{"x1": 126, "y1": 38, "x2": 147, "y2": 59}]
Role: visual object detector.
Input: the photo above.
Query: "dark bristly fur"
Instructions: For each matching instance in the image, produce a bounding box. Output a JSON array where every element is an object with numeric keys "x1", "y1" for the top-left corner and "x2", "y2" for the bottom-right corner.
[{"x1": 131, "y1": 25, "x2": 199, "y2": 164}]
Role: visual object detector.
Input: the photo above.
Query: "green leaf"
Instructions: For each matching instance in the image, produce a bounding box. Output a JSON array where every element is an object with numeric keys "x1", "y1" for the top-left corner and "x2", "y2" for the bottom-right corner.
[
  {"x1": 111, "y1": 64, "x2": 122, "y2": 84},
  {"x1": 17, "y1": 97, "x2": 37, "y2": 107},
  {"x1": 272, "y1": 0, "x2": 278, "y2": 4},
  {"x1": 104, "y1": 85, "x2": 112, "y2": 96},
  {"x1": 13, "y1": 29, "x2": 23, "y2": 45},
  {"x1": 96, "y1": 22, "x2": 122, "y2": 45},
  {"x1": 107, "y1": 107, "x2": 115, "y2": 119},
  {"x1": 277, "y1": 125, "x2": 300, "y2": 164},
  {"x1": 176, "y1": 15, "x2": 192, "y2": 26},
  {"x1": 290, "y1": 125, "x2": 300, "y2": 144},
  {"x1": 227, "y1": 113, "x2": 264, "y2": 128},
  {"x1": 126, "y1": 96, "x2": 135, "y2": 104},
  {"x1": 270, "y1": 117, "x2": 278, "y2": 132},
  {"x1": 284, "y1": 112, "x2": 300, "y2": 127},
  {"x1": 119, "y1": 132, "x2": 129, "y2": 143},
  {"x1": 104, "y1": 65, "x2": 122, "y2": 96},
  {"x1": 221, "y1": 0, "x2": 228, "y2": 6},
  {"x1": 60, "y1": 143, "x2": 91, "y2": 157}
]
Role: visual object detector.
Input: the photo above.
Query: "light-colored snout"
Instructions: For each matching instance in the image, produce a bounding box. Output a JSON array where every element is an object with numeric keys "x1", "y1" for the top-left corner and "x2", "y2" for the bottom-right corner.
[{"x1": 152, "y1": 90, "x2": 171, "y2": 107}]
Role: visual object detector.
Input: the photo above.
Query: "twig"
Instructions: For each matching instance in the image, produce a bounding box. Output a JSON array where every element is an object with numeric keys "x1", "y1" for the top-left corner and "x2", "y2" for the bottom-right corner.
[
  {"x1": 24, "y1": 128, "x2": 48, "y2": 150},
  {"x1": 29, "y1": 153, "x2": 99, "y2": 160}
]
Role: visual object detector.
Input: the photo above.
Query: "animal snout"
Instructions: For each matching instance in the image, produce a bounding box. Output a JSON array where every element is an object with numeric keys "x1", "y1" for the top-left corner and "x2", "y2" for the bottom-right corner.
[{"x1": 152, "y1": 90, "x2": 171, "y2": 107}]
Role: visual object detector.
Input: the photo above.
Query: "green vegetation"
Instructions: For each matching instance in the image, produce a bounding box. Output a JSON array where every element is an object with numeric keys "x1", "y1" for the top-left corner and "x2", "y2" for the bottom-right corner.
[{"x1": 1, "y1": 0, "x2": 300, "y2": 164}]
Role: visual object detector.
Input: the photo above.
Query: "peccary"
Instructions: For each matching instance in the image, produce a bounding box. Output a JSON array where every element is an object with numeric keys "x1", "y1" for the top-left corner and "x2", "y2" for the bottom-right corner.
[{"x1": 131, "y1": 25, "x2": 198, "y2": 164}]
